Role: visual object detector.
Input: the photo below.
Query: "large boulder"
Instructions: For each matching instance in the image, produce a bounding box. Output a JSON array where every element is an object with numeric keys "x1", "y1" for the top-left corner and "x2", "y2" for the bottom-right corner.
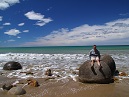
[
  {"x1": 3, "y1": 61, "x2": 22, "y2": 70},
  {"x1": 79, "y1": 55, "x2": 116, "y2": 84}
]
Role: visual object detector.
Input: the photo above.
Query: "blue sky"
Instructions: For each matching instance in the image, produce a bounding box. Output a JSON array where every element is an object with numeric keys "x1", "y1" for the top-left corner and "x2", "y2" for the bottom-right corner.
[{"x1": 0, "y1": 0, "x2": 129, "y2": 47}]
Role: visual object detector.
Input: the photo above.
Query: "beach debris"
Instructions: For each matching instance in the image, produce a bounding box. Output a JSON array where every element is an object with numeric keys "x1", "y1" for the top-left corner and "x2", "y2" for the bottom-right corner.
[
  {"x1": 79, "y1": 55, "x2": 116, "y2": 84},
  {"x1": 27, "y1": 79, "x2": 39, "y2": 87},
  {"x1": 45, "y1": 69, "x2": 52, "y2": 76},
  {"x1": 8, "y1": 86, "x2": 26, "y2": 95},
  {"x1": 3, "y1": 61, "x2": 22, "y2": 70}
]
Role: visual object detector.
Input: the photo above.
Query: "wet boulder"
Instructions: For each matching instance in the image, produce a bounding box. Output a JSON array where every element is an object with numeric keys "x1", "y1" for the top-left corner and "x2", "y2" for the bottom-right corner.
[
  {"x1": 79, "y1": 55, "x2": 116, "y2": 84},
  {"x1": 3, "y1": 61, "x2": 22, "y2": 70}
]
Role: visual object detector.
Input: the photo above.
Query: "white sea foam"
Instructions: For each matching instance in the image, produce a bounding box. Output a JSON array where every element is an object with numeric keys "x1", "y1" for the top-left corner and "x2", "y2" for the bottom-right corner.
[{"x1": 0, "y1": 53, "x2": 129, "y2": 80}]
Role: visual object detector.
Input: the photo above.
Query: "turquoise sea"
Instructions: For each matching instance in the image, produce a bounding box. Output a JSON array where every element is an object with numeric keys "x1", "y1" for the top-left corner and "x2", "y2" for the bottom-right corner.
[{"x1": 0, "y1": 45, "x2": 129, "y2": 54}]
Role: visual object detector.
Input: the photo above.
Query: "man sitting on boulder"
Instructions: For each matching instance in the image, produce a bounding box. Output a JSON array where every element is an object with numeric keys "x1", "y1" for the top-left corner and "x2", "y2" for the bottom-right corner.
[{"x1": 89, "y1": 45, "x2": 101, "y2": 69}]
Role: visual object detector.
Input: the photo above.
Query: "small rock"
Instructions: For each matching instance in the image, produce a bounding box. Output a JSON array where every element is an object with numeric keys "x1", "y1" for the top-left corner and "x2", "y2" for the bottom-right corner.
[
  {"x1": 45, "y1": 69, "x2": 52, "y2": 76},
  {"x1": 2, "y1": 84, "x2": 13, "y2": 91},
  {"x1": 27, "y1": 79, "x2": 39, "y2": 87},
  {"x1": 113, "y1": 77, "x2": 119, "y2": 82},
  {"x1": 119, "y1": 72, "x2": 127, "y2": 76},
  {"x1": 26, "y1": 71, "x2": 34, "y2": 75},
  {"x1": 56, "y1": 75, "x2": 60, "y2": 77},
  {"x1": 0, "y1": 72, "x2": 4, "y2": 75},
  {"x1": 20, "y1": 71, "x2": 33, "y2": 75},
  {"x1": 8, "y1": 86, "x2": 26, "y2": 95}
]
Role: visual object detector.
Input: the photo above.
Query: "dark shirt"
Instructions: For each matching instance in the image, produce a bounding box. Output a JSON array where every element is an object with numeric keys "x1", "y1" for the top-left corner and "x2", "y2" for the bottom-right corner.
[{"x1": 89, "y1": 49, "x2": 100, "y2": 58}]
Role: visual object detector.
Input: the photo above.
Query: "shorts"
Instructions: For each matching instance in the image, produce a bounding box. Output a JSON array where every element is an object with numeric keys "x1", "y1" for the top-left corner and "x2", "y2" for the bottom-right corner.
[{"x1": 91, "y1": 56, "x2": 99, "y2": 61}]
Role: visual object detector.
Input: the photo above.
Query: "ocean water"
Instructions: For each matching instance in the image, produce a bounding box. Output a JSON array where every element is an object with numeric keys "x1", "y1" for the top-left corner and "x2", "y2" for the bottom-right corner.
[{"x1": 0, "y1": 45, "x2": 129, "y2": 80}]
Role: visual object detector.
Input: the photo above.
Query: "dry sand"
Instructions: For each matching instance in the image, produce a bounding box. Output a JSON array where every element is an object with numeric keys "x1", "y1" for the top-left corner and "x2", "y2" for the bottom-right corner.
[{"x1": 0, "y1": 76, "x2": 129, "y2": 97}]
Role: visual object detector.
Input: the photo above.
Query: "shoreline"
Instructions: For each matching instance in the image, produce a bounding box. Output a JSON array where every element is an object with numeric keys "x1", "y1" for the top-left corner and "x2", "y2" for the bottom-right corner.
[{"x1": 0, "y1": 76, "x2": 129, "y2": 97}]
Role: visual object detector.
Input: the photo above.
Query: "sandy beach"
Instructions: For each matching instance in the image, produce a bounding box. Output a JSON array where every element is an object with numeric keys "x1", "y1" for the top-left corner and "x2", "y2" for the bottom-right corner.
[
  {"x1": 0, "y1": 51, "x2": 129, "y2": 97},
  {"x1": 0, "y1": 75, "x2": 129, "y2": 97}
]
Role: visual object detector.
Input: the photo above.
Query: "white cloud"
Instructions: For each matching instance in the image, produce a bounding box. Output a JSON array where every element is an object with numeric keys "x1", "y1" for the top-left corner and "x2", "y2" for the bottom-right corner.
[
  {"x1": 25, "y1": 11, "x2": 44, "y2": 20},
  {"x1": 0, "y1": 0, "x2": 20, "y2": 10},
  {"x1": 0, "y1": 16, "x2": 2, "y2": 21},
  {"x1": 18, "y1": 23, "x2": 24, "y2": 26},
  {"x1": 25, "y1": 11, "x2": 52, "y2": 26},
  {"x1": 23, "y1": 18, "x2": 129, "y2": 46},
  {"x1": 3, "y1": 22, "x2": 11, "y2": 25},
  {"x1": 23, "y1": 30, "x2": 29, "y2": 32},
  {"x1": 4, "y1": 29, "x2": 21, "y2": 36}
]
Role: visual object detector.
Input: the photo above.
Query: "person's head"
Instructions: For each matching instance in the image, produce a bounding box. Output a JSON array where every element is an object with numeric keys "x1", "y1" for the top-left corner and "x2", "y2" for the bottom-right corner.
[{"x1": 93, "y1": 45, "x2": 97, "y2": 50}]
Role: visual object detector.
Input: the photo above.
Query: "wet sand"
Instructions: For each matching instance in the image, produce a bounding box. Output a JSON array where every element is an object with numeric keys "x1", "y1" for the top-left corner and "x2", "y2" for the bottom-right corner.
[{"x1": 0, "y1": 76, "x2": 129, "y2": 97}]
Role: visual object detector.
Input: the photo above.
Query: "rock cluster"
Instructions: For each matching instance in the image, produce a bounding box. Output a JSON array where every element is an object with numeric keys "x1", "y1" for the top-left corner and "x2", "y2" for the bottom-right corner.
[{"x1": 1, "y1": 78, "x2": 40, "y2": 95}]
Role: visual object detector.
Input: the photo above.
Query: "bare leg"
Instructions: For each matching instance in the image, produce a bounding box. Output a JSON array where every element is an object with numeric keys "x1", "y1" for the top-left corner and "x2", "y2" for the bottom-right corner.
[
  {"x1": 91, "y1": 60, "x2": 94, "y2": 67},
  {"x1": 97, "y1": 60, "x2": 102, "y2": 69},
  {"x1": 96, "y1": 60, "x2": 100, "y2": 66}
]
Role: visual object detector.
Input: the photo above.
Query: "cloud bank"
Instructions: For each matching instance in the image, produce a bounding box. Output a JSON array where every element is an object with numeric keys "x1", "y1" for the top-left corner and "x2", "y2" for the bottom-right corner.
[
  {"x1": 23, "y1": 18, "x2": 129, "y2": 46},
  {"x1": 0, "y1": 0, "x2": 20, "y2": 10}
]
